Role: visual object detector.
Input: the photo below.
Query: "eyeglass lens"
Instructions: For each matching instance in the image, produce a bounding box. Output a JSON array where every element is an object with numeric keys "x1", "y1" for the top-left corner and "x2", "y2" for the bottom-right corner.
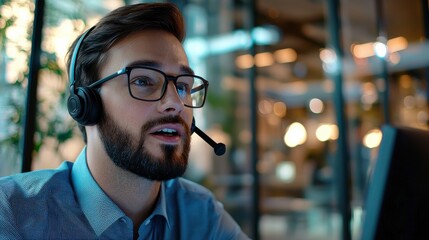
[{"x1": 128, "y1": 67, "x2": 206, "y2": 107}]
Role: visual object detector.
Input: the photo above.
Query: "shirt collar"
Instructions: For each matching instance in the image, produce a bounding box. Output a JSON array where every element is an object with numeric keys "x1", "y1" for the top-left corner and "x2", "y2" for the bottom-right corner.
[
  {"x1": 71, "y1": 147, "x2": 170, "y2": 235},
  {"x1": 151, "y1": 182, "x2": 171, "y2": 229},
  {"x1": 71, "y1": 147, "x2": 125, "y2": 236}
]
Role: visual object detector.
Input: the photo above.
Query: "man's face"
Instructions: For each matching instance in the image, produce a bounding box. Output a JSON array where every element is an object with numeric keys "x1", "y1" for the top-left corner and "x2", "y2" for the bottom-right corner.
[{"x1": 96, "y1": 30, "x2": 193, "y2": 181}]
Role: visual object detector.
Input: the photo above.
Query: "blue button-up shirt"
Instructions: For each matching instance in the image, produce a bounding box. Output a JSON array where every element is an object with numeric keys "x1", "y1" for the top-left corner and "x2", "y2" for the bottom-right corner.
[{"x1": 0, "y1": 148, "x2": 249, "y2": 239}]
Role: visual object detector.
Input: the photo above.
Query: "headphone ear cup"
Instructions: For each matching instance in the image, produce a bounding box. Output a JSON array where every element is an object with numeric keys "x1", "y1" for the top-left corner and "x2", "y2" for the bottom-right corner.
[{"x1": 67, "y1": 87, "x2": 102, "y2": 126}]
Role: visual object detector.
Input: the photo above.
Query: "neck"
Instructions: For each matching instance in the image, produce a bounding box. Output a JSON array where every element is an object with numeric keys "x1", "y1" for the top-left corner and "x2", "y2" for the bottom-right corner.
[{"x1": 86, "y1": 134, "x2": 160, "y2": 228}]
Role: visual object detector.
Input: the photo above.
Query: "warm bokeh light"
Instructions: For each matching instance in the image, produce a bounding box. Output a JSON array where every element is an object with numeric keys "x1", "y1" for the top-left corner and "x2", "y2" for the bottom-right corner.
[
  {"x1": 361, "y1": 82, "x2": 378, "y2": 105},
  {"x1": 309, "y1": 98, "x2": 324, "y2": 114},
  {"x1": 255, "y1": 52, "x2": 275, "y2": 67},
  {"x1": 399, "y1": 74, "x2": 412, "y2": 89},
  {"x1": 258, "y1": 99, "x2": 273, "y2": 115},
  {"x1": 351, "y1": 36, "x2": 408, "y2": 59},
  {"x1": 388, "y1": 52, "x2": 401, "y2": 64},
  {"x1": 284, "y1": 122, "x2": 307, "y2": 147},
  {"x1": 316, "y1": 124, "x2": 331, "y2": 142},
  {"x1": 320, "y1": 48, "x2": 339, "y2": 73},
  {"x1": 235, "y1": 54, "x2": 254, "y2": 69},
  {"x1": 351, "y1": 42, "x2": 374, "y2": 59},
  {"x1": 320, "y1": 48, "x2": 337, "y2": 63},
  {"x1": 363, "y1": 128, "x2": 383, "y2": 149},
  {"x1": 403, "y1": 95, "x2": 416, "y2": 109},
  {"x1": 236, "y1": 48, "x2": 298, "y2": 69},
  {"x1": 274, "y1": 48, "x2": 297, "y2": 63},
  {"x1": 273, "y1": 101, "x2": 287, "y2": 117},
  {"x1": 387, "y1": 36, "x2": 408, "y2": 52},
  {"x1": 316, "y1": 124, "x2": 339, "y2": 142},
  {"x1": 330, "y1": 124, "x2": 339, "y2": 140}
]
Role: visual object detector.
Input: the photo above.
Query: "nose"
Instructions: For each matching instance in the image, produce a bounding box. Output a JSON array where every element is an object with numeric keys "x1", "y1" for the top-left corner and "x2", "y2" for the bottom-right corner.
[{"x1": 157, "y1": 81, "x2": 184, "y2": 113}]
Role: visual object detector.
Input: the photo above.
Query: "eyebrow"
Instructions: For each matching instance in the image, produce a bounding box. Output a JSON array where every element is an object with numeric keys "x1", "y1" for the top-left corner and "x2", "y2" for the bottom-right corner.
[{"x1": 127, "y1": 60, "x2": 195, "y2": 75}]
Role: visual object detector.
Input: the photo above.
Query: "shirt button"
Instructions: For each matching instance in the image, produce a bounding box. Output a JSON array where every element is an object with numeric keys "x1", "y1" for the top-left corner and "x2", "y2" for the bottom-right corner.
[{"x1": 120, "y1": 217, "x2": 127, "y2": 224}]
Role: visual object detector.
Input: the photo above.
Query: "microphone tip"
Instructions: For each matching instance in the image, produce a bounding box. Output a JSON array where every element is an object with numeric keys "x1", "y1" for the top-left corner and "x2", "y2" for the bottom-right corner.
[{"x1": 214, "y1": 143, "x2": 226, "y2": 156}]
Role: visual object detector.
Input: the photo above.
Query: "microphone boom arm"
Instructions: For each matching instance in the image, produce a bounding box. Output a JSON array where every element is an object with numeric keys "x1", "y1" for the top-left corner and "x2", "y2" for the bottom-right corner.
[{"x1": 192, "y1": 125, "x2": 226, "y2": 156}]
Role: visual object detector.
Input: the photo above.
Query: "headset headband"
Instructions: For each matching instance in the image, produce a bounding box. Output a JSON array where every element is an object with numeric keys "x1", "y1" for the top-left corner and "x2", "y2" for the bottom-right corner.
[{"x1": 69, "y1": 26, "x2": 96, "y2": 91}]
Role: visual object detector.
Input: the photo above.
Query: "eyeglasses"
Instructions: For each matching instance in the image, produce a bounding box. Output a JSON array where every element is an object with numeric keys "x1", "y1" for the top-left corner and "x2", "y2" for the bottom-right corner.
[{"x1": 88, "y1": 66, "x2": 209, "y2": 108}]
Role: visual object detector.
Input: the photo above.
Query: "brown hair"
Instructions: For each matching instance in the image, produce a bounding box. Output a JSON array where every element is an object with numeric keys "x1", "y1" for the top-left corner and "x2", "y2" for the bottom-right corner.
[{"x1": 66, "y1": 3, "x2": 185, "y2": 142}]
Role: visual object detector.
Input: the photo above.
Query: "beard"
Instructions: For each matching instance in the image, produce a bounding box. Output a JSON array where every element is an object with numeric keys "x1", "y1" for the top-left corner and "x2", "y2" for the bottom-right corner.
[{"x1": 97, "y1": 112, "x2": 191, "y2": 181}]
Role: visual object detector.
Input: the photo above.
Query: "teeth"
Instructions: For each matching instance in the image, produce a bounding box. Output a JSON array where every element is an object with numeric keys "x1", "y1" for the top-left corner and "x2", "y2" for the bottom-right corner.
[{"x1": 157, "y1": 128, "x2": 177, "y2": 134}]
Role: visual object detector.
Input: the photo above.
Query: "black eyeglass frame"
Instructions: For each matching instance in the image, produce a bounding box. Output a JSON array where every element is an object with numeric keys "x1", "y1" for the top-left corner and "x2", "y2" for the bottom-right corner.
[{"x1": 88, "y1": 66, "x2": 209, "y2": 108}]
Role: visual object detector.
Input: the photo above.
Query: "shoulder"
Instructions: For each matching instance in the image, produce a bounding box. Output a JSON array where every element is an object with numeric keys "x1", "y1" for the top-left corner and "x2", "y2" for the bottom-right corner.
[
  {"x1": 0, "y1": 162, "x2": 95, "y2": 239},
  {"x1": 0, "y1": 161, "x2": 74, "y2": 200},
  {"x1": 163, "y1": 178, "x2": 249, "y2": 239}
]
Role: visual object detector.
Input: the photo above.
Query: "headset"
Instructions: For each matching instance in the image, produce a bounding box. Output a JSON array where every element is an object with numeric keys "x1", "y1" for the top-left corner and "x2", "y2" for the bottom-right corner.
[
  {"x1": 67, "y1": 26, "x2": 226, "y2": 156},
  {"x1": 67, "y1": 26, "x2": 101, "y2": 126}
]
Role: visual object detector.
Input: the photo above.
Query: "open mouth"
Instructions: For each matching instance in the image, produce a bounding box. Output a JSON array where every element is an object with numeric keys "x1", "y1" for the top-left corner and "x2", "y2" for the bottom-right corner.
[
  {"x1": 148, "y1": 122, "x2": 185, "y2": 144},
  {"x1": 152, "y1": 128, "x2": 180, "y2": 137}
]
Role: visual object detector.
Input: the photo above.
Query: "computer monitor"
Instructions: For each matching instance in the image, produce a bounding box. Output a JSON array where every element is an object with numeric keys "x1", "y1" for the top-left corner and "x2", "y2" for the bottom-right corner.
[{"x1": 360, "y1": 124, "x2": 429, "y2": 240}]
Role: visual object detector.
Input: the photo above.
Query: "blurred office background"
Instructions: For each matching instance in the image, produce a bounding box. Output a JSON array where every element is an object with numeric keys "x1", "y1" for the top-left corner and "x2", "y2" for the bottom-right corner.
[{"x1": 0, "y1": 0, "x2": 427, "y2": 239}]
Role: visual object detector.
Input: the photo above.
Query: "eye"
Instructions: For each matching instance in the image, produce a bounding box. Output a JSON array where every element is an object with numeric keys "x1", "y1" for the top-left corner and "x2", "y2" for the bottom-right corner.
[
  {"x1": 176, "y1": 82, "x2": 191, "y2": 95},
  {"x1": 131, "y1": 76, "x2": 155, "y2": 87}
]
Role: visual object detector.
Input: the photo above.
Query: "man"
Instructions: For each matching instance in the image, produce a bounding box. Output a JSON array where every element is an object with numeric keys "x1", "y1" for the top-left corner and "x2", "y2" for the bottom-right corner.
[{"x1": 0, "y1": 3, "x2": 249, "y2": 239}]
